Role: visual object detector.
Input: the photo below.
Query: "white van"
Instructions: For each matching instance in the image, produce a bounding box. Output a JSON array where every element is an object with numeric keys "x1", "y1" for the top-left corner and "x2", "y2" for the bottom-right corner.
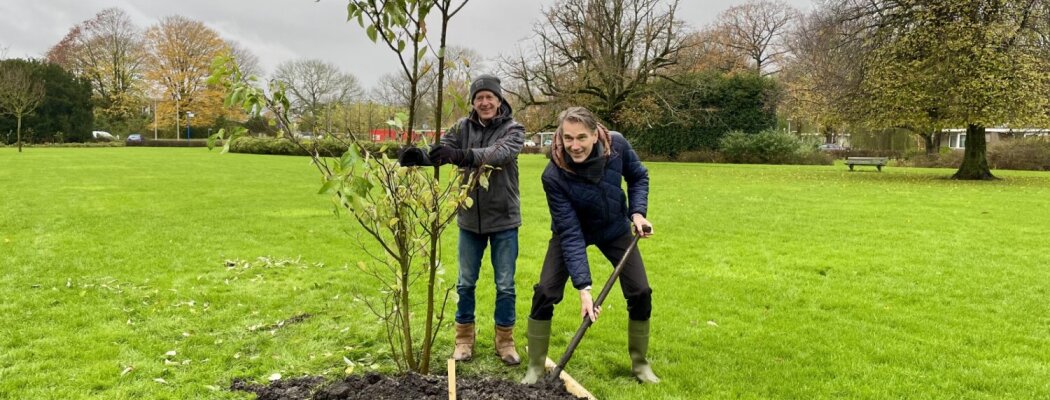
[{"x1": 92, "y1": 131, "x2": 116, "y2": 141}]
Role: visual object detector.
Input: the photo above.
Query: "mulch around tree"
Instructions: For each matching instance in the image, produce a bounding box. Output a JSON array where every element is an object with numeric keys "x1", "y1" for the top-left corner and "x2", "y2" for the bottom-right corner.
[{"x1": 231, "y1": 372, "x2": 585, "y2": 400}]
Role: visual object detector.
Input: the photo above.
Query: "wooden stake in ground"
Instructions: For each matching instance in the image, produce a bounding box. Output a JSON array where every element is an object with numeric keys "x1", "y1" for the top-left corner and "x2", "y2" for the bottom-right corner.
[{"x1": 447, "y1": 358, "x2": 456, "y2": 400}]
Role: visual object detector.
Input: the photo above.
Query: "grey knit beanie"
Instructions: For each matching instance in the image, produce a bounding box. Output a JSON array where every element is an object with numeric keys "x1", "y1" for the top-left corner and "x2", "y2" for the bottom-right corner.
[{"x1": 469, "y1": 74, "x2": 503, "y2": 102}]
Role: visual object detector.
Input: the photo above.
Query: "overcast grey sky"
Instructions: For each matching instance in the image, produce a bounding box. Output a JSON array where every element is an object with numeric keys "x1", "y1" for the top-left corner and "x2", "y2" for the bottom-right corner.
[{"x1": 0, "y1": 0, "x2": 812, "y2": 91}]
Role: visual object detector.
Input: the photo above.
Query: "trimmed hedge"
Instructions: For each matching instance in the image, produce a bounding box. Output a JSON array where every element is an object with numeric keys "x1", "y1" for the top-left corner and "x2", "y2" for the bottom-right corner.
[
  {"x1": 1, "y1": 142, "x2": 125, "y2": 148},
  {"x1": 720, "y1": 130, "x2": 834, "y2": 165},
  {"x1": 636, "y1": 149, "x2": 724, "y2": 163},
  {"x1": 821, "y1": 149, "x2": 904, "y2": 160},
  {"x1": 989, "y1": 139, "x2": 1050, "y2": 171},
  {"x1": 899, "y1": 139, "x2": 1050, "y2": 171},
  {"x1": 521, "y1": 146, "x2": 546, "y2": 155},
  {"x1": 901, "y1": 152, "x2": 962, "y2": 169},
  {"x1": 127, "y1": 139, "x2": 215, "y2": 147},
  {"x1": 228, "y1": 136, "x2": 401, "y2": 159}
]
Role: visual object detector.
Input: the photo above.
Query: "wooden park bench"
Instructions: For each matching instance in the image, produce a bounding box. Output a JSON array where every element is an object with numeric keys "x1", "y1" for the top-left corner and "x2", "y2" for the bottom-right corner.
[{"x1": 846, "y1": 157, "x2": 888, "y2": 172}]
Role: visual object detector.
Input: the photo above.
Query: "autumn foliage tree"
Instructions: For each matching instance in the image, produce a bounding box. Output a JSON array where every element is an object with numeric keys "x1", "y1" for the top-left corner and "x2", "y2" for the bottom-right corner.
[
  {"x1": 779, "y1": 5, "x2": 866, "y2": 143},
  {"x1": 676, "y1": 28, "x2": 751, "y2": 74},
  {"x1": 144, "y1": 16, "x2": 232, "y2": 138},
  {"x1": 46, "y1": 8, "x2": 146, "y2": 132}
]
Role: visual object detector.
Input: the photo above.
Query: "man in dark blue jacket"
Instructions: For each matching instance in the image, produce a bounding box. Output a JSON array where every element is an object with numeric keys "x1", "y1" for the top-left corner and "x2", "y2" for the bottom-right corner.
[
  {"x1": 428, "y1": 75, "x2": 525, "y2": 365},
  {"x1": 521, "y1": 107, "x2": 659, "y2": 384}
]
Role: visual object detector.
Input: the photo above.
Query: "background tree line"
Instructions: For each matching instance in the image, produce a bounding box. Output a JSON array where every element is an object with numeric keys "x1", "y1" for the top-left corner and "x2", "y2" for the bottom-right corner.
[
  {"x1": 4, "y1": 0, "x2": 1048, "y2": 178},
  {"x1": 496, "y1": 0, "x2": 1050, "y2": 179}
]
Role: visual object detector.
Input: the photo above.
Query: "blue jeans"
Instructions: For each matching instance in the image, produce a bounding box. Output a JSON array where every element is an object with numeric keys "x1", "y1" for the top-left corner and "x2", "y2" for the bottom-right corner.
[{"x1": 455, "y1": 227, "x2": 518, "y2": 327}]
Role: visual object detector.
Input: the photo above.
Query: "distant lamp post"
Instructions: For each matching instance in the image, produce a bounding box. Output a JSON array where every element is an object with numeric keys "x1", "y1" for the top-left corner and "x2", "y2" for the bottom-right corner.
[
  {"x1": 153, "y1": 100, "x2": 159, "y2": 140},
  {"x1": 186, "y1": 111, "x2": 195, "y2": 140}
]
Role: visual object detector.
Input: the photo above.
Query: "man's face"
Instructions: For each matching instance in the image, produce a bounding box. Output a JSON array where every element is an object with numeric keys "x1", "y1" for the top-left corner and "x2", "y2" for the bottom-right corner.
[
  {"x1": 473, "y1": 91, "x2": 501, "y2": 121},
  {"x1": 560, "y1": 120, "x2": 597, "y2": 163}
]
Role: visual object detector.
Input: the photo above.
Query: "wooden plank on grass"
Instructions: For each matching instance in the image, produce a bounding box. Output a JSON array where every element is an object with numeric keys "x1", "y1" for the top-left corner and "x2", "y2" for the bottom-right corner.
[{"x1": 545, "y1": 357, "x2": 597, "y2": 400}]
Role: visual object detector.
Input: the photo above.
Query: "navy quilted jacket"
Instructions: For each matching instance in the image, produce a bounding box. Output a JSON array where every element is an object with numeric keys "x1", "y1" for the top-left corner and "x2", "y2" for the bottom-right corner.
[{"x1": 541, "y1": 133, "x2": 649, "y2": 289}]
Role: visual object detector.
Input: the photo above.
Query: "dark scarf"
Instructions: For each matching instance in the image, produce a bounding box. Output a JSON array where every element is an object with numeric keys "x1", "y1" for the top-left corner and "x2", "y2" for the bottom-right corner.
[{"x1": 564, "y1": 142, "x2": 606, "y2": 184}]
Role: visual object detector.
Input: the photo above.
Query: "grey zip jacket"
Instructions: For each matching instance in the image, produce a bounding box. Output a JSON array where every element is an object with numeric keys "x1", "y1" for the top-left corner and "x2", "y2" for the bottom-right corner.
[{"x1": 440, "y1": 102, "x2": 525, "y2": 234}]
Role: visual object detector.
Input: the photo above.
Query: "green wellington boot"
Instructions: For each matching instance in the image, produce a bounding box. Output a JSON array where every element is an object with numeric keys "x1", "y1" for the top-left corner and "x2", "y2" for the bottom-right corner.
[
  {"x1": 628, "y1": 320, "x2": 661, "y2": 384},
  {"x1": 521, "y1": 318, "x2": 551, "y2": 384}
]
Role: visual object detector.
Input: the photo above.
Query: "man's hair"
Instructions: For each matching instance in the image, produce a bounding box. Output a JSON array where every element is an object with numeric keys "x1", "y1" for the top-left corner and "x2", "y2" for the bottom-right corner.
[{"x1": 551, "y1": 106, "x2": 612, "y2": 172}]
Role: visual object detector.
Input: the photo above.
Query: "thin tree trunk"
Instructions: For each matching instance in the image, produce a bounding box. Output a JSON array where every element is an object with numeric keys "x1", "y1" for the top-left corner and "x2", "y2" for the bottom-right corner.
[
  {"x1": 17, "y1": 115, "x2": 22, "y2": 153},
  {"x1": 952, "y1": 123, "x2": 996, "y2": 180},
  {"x1": 400, "y1": 250, "x2": 417, "y2": 371},
  {"x1": 421, "y1": 8, "x2": 453, "y2": 376}
]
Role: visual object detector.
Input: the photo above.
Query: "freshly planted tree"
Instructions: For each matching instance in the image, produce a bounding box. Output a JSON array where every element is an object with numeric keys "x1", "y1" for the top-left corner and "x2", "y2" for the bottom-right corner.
[
  {"x1": 211, "y1": 53, "x2": 486, "y2": 375},
  {"x1": 211, "y1": 0, "x2": 473, "y2": 375}
]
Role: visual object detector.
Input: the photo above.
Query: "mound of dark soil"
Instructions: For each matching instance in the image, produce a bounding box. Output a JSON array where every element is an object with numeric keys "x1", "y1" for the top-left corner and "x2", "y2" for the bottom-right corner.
[
  {"x1": 231, "y1": 372, "x2": 583, "y2": 400},
  {"x1": 231, "y1": 376, "x2": 327, "y2": 400}
]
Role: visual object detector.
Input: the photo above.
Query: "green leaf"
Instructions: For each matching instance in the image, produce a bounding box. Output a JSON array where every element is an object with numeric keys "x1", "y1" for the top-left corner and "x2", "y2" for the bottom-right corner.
[
  {"x1": 340, "y1": 149, "x2": 356, "y2": 170},
  {"x1": 346, "y1": 3, "x2": 359, "y2": 20},
  {"x1": 397, "y1": 40, "x2": 406, "y2": 52},
  {"x1": 463, "y1": 197, "x2": 473, "y2": 209},
  {"x1": 366, "y1": 25, "x2": 378, "y2": 43},
  {"x1": 318, "y1": 178, "x2": 339, "y2": 195},
  {"x1": 208, "y1": 129, "x2": 224, "y2": 150},
  {"x1": 479, "y1": 174, "x2": 489, "y2": 190}
]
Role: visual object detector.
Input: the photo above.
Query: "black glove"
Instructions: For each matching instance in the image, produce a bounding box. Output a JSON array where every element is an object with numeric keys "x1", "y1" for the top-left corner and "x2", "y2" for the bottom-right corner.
[
  {"x1": 397, "y1": 147, "x2": 432, "y2": 167},
  {"x1": 428, "y1": 145, "x2": 472, "y2": 166}
]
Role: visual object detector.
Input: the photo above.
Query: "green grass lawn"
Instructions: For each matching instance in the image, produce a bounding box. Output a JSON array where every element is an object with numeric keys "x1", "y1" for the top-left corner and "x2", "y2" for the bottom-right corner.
[{"x1": 2, "y1": 147, "x2": 1049, "y2": 399}]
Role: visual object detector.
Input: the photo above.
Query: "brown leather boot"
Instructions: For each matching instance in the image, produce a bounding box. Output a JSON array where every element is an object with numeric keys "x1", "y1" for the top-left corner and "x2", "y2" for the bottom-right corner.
[
  {"x1": 452, "y1": 322, "x2": 475, "y2": 361},
  {"x1": 494, "y1": 325, "x2": 521, "y2": 365}
]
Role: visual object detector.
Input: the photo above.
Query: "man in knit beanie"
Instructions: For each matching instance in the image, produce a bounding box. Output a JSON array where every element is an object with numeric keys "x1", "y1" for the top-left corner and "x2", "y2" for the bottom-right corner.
[{"x1": 429, "y1": 74, "x2": 525, "y2": 366}]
